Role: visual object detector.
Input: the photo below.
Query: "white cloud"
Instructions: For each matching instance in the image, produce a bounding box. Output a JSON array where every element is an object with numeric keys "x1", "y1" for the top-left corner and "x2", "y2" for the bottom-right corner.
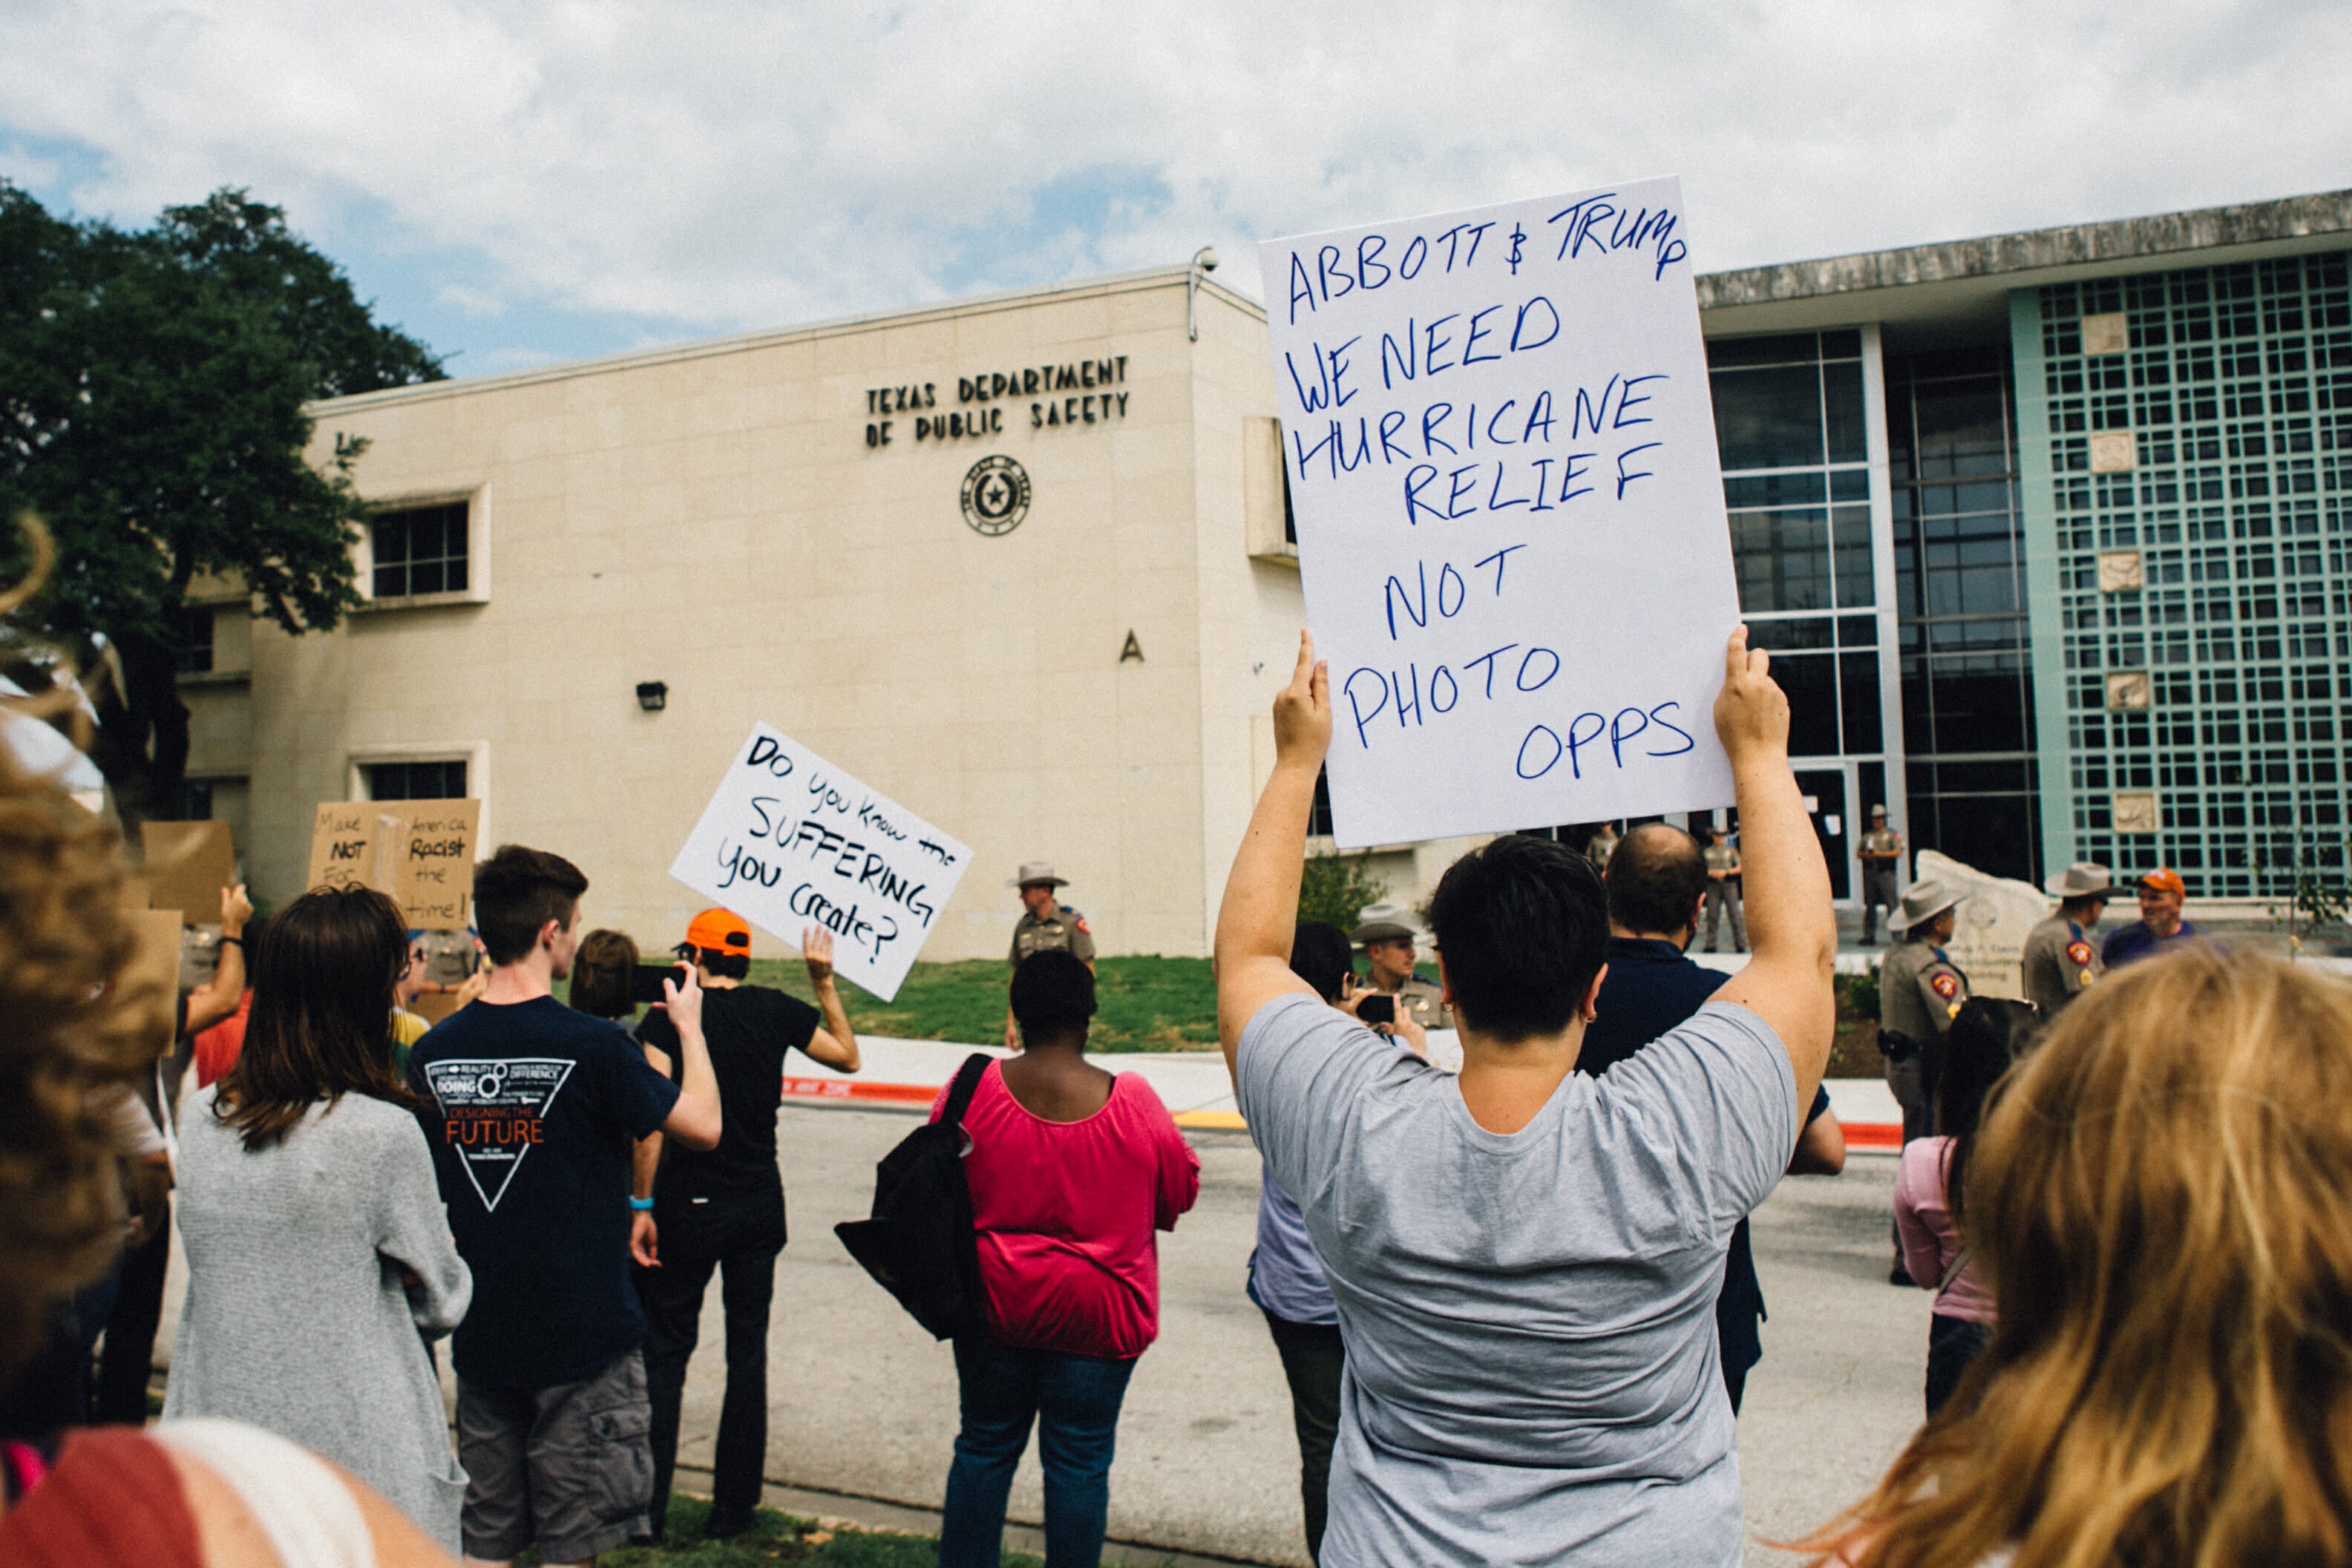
[
  {"x1": 1, "y1": 0, "x2": 2346, "y2": 346},
  {"x1": 433, "y1": 282, "x2": 508, "y2": 318}
]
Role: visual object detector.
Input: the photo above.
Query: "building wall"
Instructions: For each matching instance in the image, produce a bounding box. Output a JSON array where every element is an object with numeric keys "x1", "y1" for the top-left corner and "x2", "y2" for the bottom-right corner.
[
  {"x1": 2014, "y1": 251, "x2": 2352, "y2": 896},
  {"x1": 250, "y1": 271, "x2": 1281, "y2": 960}
]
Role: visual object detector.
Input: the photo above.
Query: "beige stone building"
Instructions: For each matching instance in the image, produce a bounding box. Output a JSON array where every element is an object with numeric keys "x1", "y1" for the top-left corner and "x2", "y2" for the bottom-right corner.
[{"x1": 205, "y1": 263, "x2": 1452, "y2": 960}]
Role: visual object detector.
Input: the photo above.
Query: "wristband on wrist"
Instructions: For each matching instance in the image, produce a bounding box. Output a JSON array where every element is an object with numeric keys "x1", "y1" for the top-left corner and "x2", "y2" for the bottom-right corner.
[
  {"x1": 629, "y1": 1196, "x2": 655, "y2": 1211},
  {"x1": 217, "y1": 935, "x2": 243, "y2": 948}
]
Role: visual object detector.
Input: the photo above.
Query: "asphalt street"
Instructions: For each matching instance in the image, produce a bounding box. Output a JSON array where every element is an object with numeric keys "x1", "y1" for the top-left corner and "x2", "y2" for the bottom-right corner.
[{"x1": 660, "y1": 1101, "x2": 1934, "y2": 1566}]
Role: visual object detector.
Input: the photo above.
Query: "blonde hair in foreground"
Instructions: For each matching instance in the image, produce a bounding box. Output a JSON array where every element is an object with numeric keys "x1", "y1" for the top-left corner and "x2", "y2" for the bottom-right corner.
[
  {"x1": 0, "y1": 518, "x2": 173, "y2": 1374},
  {"x1": 1802, "y1": 946, "x2": 2352, "y2": 1568}
]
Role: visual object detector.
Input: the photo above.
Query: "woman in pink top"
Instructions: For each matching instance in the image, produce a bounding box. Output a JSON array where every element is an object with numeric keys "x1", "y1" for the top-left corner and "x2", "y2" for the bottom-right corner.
[
  {"x1": 1893, "y1": 998, "x2": 2038, "y2": 1415},
  {"x1": 931, "y1": 950, "x2": 1200, "y2": 1568}
]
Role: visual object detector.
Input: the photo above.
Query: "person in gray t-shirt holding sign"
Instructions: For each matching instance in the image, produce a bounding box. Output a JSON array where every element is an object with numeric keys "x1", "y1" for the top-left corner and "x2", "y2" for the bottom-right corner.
[{"x1": 1213, "y1": 627, "x2": 1837, "y2": 1567}]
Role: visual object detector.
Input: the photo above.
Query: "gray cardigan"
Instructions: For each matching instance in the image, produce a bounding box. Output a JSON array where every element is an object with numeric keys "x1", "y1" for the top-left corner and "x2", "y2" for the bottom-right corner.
[{"x1": 166, "y1": 1083, "x2": 472, "y2": 1552}]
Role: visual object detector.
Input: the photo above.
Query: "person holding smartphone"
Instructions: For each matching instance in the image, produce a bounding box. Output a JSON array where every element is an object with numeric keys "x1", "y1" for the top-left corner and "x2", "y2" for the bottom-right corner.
[
  {"x1": 1349, "y1": 906, "x2": 1451, "y2": 1032},
  {"x1": 629, "y1": 908, "x2": 859, "y2": 1542}
]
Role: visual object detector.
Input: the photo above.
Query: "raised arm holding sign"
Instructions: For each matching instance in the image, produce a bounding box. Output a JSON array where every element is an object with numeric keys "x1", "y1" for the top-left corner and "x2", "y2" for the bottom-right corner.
[
  {"x1": 1262, "y1": 177, "x2": 1738, "y2": 846},
  {"x1": 1211, "y1": 624, "x2": 1833, "y2": 1564}
]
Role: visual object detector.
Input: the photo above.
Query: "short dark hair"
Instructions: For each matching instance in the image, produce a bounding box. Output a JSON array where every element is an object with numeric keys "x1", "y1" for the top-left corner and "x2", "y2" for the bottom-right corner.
[
  {"x1": 217, "y1": 886, "x2": 414, "y2": 1151},
  {"x1": 1606, "y1": 823, "x2": 1710, "y2": 936},
  {"x1": 1010, "y1": 949, "x2": 1095, "y2": 1043},
  {"x1": 474, "y1": 844, "x2": 588, "y2": 965},
  {"x1": 1289, "y1": 922, "x2": 1354, "y2": 1002},
  {"x1": 1426, "y1": 834, "x2": 1609, "y2": 1041},
  {"x1": 686, "y1": 946, "x2": 750, "y2": 981},
  {"x1": 569, "y1": 928, "x2": 639, "y2": 1020}
]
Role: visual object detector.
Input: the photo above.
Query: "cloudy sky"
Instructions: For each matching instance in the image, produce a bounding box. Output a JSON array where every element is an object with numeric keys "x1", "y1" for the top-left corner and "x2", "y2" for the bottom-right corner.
[{"x1": 3, "y1": 1, "x2": 2345, "y2": 378}]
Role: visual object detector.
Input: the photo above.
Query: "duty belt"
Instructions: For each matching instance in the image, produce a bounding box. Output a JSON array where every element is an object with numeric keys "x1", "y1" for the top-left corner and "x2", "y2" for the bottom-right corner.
[{"x1": 1879, "y1": 1029, "x2": 1922, "y2": 1062}]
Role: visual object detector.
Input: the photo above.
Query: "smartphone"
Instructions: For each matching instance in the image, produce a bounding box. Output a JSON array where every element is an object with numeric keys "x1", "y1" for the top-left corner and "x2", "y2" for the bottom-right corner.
[
  {"x1": 1357, "y1": 994, "x2": 1395, "y2": 1026},
  {"x1": 629, "y1": 963, "x2": 690, "y2": 1005}
]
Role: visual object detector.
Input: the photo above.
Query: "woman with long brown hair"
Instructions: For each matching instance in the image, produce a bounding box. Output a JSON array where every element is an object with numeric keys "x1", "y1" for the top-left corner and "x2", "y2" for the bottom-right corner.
[
  {"x1": 165, "y1": 885, "x2": 472, "y2": 1553},
  {"x1": 1811, "y1": 946, "x2": 2352, "y2": 1566}
]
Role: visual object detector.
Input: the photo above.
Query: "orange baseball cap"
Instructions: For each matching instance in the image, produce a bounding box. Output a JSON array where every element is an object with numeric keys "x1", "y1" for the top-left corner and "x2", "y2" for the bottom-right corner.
[
  {"x1": 2137, "y1": 867, "x2": 2186, "y2": 896},
  {"x1": 683, "y1": 908, "x2": 752, "y2": 954}
]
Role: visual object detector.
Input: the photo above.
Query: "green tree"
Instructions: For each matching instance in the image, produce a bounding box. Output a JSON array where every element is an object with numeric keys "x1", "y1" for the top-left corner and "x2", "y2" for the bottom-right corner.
[
  {"x1": 1297, "y1": 849, "x2": 1387, "y2": 933},
  {"x1": 0, "y1": 183, "x2": 443, "y2": 826}
]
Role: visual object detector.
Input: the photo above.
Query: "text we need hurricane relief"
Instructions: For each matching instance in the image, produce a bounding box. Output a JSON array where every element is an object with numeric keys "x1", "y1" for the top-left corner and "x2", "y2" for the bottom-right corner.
[
  {"x1": 1262, "y1": 177, "x2": 1740, "y2": 847},
  {"x1": 669, "y1": 724, "x2": 972, "y2": 1002}
]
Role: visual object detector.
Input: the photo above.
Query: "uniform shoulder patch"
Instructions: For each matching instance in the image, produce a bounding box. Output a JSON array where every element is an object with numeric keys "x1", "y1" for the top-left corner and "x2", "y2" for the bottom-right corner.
[
  {"x1": 2066, "y1": 940, "x2": 2094, "y2": 966},
  {"x1": 1071, "y1": 913, "x2": 1090, "y2": 934},
  {"x1": 1929, "y1": 971, "x2": 1959, "y2": 1000}
]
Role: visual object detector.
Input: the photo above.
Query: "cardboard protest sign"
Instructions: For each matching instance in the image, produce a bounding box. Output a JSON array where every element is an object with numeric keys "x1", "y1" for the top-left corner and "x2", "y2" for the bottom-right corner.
[
  {"x1": 122, "y1": 909, "x2": 186, "y2": 1060},
  {"x1": 669, "y1": 725, "x2": 972, "y2": 1002},
  {"x1": 306, "y1": 799, "x2": 481, "y2": 929},
  {"x1": 141, "y1": 820, "x2": 236, "y2": 923},
  {"x1": 1262, "y1": 177, "x2": 1738, "y2": 846}
]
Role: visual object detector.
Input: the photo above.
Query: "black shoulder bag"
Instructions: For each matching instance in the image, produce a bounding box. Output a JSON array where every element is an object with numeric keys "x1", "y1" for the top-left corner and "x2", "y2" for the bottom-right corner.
[{"x1": 833, "y1": 1052, "x2": 994, "y2": 1341}]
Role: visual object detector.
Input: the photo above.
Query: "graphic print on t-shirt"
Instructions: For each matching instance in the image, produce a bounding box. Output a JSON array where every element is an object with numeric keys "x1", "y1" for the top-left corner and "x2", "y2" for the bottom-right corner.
[{"x1": 421, "y1": 1057, "x2": 574, "y2": 1212}]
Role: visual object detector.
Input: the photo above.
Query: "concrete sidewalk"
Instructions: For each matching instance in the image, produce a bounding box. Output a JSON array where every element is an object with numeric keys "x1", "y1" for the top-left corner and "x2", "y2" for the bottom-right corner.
[{"x1": 658, "y1": 1105, "x2": 1929, "y2": 1567}]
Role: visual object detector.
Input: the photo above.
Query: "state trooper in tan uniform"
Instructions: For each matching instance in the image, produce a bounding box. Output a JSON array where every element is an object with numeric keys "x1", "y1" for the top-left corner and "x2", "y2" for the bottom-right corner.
[
  {"x1": 1700, "y1": 825, "x2": 1746, "y2": 953},
  {"x1": 1005, "y1": 861, "x2": 1095, "y2": 1047},
  {"x1": 1858, "y1": 805, "x2": 1905, "y2": 945},
  {"x1": 1879, "y1": 880, "x2": 1970, "y2": 1146},
  {"x1": 1351, "y1": 902, "x2": 1452, "y2": 1033},
  {"x1": 1879, "y1": 879, "x2": 1970, "y2": 1282},
  {"x1": 2022, "y1": 862, "x2": 2113, "y2": 1015}
]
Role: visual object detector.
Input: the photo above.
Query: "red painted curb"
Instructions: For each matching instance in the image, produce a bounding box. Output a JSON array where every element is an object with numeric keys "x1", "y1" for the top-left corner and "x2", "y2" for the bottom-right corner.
[
  {"x1": 783, "y1": 1075, "x2": 1909, "y2": 1153},
  {"x1": 783, "y1": 1076, "x2": 941, "y2": 1106},
  {"x1": 1843, "y1": 1121, "x2": 1901, "y2": 1151}
]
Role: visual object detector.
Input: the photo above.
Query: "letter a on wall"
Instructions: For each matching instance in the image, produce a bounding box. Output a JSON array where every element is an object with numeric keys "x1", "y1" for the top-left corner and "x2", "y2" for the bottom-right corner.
[
  {"x1": 1261, "y1": 177, "x2": 1739, "y2": 846},
  {"x1": 668, "y1": 724, "x2": 974, "y2": 1001}
]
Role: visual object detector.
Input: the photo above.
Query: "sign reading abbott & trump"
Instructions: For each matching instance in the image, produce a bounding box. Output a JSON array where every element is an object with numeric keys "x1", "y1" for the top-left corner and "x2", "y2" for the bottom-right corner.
[
  {"x1": 1262, "y1": 177, "x2": 1740, "y2": 847},
  {"x1": 669, "y1": 724, "x2": 972, "y2": 1002}
]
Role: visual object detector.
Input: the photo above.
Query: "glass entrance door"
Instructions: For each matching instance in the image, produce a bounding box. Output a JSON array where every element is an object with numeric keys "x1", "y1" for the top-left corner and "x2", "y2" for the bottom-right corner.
[{"x1": 1794, "y1": 766, "x2": 1853, "y2": 900}]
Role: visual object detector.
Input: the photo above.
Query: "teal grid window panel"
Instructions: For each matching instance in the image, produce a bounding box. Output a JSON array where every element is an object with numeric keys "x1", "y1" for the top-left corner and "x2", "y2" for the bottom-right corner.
[{"x1": 2028, "y1": 252, "x2": 2352, "y2": 896}]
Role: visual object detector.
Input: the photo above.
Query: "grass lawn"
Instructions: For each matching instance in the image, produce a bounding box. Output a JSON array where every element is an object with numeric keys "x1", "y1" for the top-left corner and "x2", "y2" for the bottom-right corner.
[
  {"x1": 745, "y1": 954, "x2": 1446, "y2": 1053},
  {"x1": 519, "y1": 1493, "x2": 1038, "y2": 1567},
  {"x1": 746, "y1": 954, "x2": 1222, "y2": 1052}
]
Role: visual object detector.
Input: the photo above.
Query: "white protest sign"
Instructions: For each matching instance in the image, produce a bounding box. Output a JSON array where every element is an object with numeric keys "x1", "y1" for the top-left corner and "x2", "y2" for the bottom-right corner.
[
  {"x1": 1262, "y1": 176, "x2": 1738, "y2": 846},
  {"x1": 669, "y1": 725, "x2": 972, "y2": 1001}
]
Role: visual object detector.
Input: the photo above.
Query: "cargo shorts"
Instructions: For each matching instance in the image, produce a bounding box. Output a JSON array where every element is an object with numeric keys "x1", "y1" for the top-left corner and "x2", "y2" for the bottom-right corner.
[{"x1": 456, "y1": 1346, "x2": 655, "y2": 1562}]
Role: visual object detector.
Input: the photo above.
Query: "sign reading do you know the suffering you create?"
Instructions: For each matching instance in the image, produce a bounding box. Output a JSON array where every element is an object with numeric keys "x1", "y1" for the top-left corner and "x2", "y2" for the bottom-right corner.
[
  {"x1": 669, "y1": 724, "x2": 973, "y2": 1001},
  {"x1": 1263, "y1": 177, "x2": 1740, "y2": 847}
]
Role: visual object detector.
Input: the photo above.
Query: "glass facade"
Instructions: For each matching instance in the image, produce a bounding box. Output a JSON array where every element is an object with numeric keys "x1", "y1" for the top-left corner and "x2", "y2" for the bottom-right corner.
[
  {"x1": 1887, "y1": 346, "x2": 2042, "y2": 884},
  {"x1": 2016, "y1": 252, "x2": 2352, "y2": 896},
  {"x1": 1708, "y1": 330, "x2": 1883, "y2": 897}
]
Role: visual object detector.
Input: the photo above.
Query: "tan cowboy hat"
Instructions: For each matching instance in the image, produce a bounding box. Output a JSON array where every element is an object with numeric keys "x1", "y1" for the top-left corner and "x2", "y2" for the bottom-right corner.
[
  {"x1": 1009, "y1": 861, "x2": 1068, "y2": 889},
  {"x1": 1349, "y1": 900, "x2": 1422, "y2": 945},
  {"x1": 2043, "y1": 862, "x2": 2117, "y2": 899},
  {"x1": 1887, "y1": 879, "x2": 1962, "y2": 934}
]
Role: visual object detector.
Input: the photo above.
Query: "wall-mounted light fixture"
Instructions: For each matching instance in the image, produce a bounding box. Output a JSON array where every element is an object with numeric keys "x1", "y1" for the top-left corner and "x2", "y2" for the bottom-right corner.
[
  {"x1": 1188, "y1": 246, "x2": 1219, "y2": 341},
  {"x1": 635, "y1": 681, "x2": 668, "y2": 712}
]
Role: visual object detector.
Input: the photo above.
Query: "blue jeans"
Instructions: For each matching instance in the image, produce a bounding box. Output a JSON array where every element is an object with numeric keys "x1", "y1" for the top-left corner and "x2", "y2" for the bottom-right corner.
[
  {"x1": 1925, "y1": 1312, "x2": 1993, "y2": 1417},
  {"x1": 938, "y1": 1339, "x2": 1137, "y2": 1568}
]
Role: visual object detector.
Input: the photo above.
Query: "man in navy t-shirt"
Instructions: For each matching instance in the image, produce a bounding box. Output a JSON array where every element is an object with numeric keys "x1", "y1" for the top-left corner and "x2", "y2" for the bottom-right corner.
[
  {"x1": 409, "y1": 844, "x2": 721, "y2": 1565},
  {"x1": 2101, "y1": 866, "x2": 2204, "y2": 969},
  {"x1": 1581, "y1": 823, "x2": 1846, "y2": 1414}
]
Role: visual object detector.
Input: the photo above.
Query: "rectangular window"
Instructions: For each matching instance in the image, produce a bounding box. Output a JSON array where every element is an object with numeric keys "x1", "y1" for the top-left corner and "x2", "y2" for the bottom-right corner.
[
  {"x1": 372, "y1": 503, "x2": 470, "y2": 599},
  {"x1": 1711, "y1": 364, "x2": 1827, "y2": 471},
  {"x1": 1730, "y1": 509, "x2": 1831, "y2": 612},
  {"x1": 171, "y1": 606, "x2": 215, "y2": 675},
  {"x1": 364, "y1": 760, "x2": 468, "y2": 800},
  {"x1": 1308, "y1": 767, "x2": 1334, "y2": 837}
]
